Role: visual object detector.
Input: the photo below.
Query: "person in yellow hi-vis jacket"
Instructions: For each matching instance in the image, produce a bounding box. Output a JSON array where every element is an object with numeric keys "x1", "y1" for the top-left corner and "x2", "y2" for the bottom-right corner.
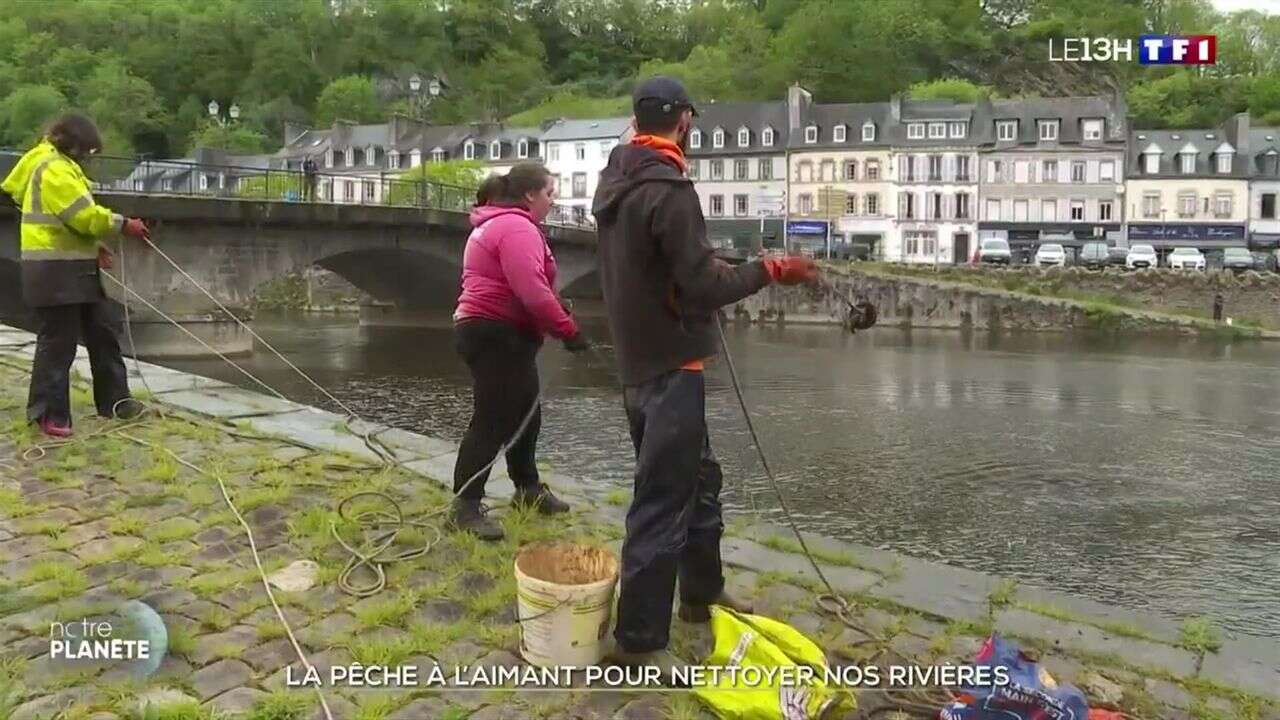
[{"x1": 1, "y1": 113, "x2": 151, "y2": 437}]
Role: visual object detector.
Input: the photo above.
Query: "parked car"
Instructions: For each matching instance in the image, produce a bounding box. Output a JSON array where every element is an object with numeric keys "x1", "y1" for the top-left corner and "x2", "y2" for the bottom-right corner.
[
  {"x1": 1033, "y1": 243, "x2": 1066, "y2": 267},
  {"x1": 1106, "y1": 247, "x2": 1128, "y2": 268},
  {"x1": 1222, "y1": 247, "x2": 1255, "y2": 273},
  {"x1": 978, "y1": 238, "x2": 1012, "y2": 265},
  {"x1": 1167, "y1": 247, "x2": 1205, "y2": 271},
  {"x1": 1079, "y1": 242, "x2": 1110, "y2": 270},
  {"x1": 1126, "y1": 244, "x2": 1158, "y2": 270},
  {"x1": 1254, "y1": 250, "x2": 1280, "y2": 273}
]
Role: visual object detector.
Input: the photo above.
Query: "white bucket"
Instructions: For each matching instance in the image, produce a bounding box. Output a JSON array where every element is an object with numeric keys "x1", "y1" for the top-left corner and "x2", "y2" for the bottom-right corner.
[{"x1": 514, "y1": 540, "x2": 619, "y2": 667}]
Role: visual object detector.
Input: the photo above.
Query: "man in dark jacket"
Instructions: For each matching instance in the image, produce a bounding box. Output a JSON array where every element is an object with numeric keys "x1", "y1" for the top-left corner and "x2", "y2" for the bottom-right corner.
[{"x1": 592, "y1": 76, "x2": 819, "y2": 669}]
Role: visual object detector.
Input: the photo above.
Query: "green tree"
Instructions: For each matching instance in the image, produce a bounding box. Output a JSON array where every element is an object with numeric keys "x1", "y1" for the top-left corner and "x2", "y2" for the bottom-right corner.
[
  {"x1": 79, "y1": 60, "x2": 165, "y2": 149},
  {"x1": 314, "y1": 75, "x2": 383, "y2": 126},
  {"x1": 1127, "y1": 70, "x2": 1247, "y2": 129},
  {"x1": 0, "y1": 84, "x2": 67, "y2": 147},
  {"x1": 235, "y1": 171, "x2": 304, "y2": 201},
  {"x1": 387, "y1": 160, "x2": 486, "y2": 206},
  {"x1": 189, "y1": 120, "x2": 271, "y2": 154},
  {"x1": 907, "y1": 78, "x2": 993, "y2": 103}
]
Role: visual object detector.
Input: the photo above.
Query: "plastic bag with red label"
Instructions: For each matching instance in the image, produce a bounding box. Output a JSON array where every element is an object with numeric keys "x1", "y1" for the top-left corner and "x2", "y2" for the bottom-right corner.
[{"x1": 938, "y1": 634, "x2": 1089, "y2": 720}]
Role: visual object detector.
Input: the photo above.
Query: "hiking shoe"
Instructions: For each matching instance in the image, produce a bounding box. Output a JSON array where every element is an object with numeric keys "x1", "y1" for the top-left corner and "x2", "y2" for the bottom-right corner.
[
  {"x1": 678, "y1": 588, "x2": 755, "y2": 623},
  {"x1": 511, "y1": 483, "x2": 570, "y2": 515},
  {"x1": 37, "y1": 417, "x2": 73, "y2": 438},
  {"x1": 111, "y1": 398, "x2": 148, "y2": 420},
  {"x1": 449, "y1": 498, "x2": 504, "y2": 541}
]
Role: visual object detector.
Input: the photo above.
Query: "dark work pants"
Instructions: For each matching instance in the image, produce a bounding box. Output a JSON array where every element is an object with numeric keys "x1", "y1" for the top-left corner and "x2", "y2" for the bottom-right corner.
[
  {"x1": 452, "y1": 318, "x2": 542, "y2": 501},
  {"x1": 27, "y1": 301, "x2": 131, "y2": 426},
  {"x1": 614, "y1": 369, "x2": 725, "y2": 653}
]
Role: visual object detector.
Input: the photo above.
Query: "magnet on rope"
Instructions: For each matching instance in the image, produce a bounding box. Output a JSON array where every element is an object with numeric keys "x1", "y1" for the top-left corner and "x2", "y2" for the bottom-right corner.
[{"x1": 844, "y1": 296, "x2": 878, "y2": 334}]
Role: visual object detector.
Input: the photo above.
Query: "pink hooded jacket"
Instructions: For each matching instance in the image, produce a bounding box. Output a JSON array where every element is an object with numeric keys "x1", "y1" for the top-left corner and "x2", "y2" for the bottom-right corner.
[{"x1": 454, "y1": 205, "x2": 579, "y2": 340}]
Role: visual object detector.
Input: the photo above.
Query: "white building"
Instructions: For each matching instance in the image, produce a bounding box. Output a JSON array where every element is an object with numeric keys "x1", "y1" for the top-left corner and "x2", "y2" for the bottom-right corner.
[
  {"x1": 540, "y1": 117, "x2": 633, "y2": 224},
  {"x1": 1248, "y1": 124, "x2": 1280, "y2": 250},
  {"x1": 887, "y1": 97, "x2": 982, "y2": 264},
  {"x1": 686, "y1": 100, "x2": 788, "y2": 252}
]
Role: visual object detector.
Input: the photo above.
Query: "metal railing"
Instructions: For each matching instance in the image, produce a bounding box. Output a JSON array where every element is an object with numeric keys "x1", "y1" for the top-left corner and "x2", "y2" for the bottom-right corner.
[{"x1": 1, "y1": 150, "x2": 595, "y2": 231}]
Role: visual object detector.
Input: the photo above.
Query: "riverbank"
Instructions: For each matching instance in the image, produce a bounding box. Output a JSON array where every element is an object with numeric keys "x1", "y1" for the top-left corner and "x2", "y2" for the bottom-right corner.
[
  {"x1": 1, "y1": 323, "x2": 1277, "y2": 720},
  {"x1": 734, "y1": 263, "x2": 1280, "y2": 338}
]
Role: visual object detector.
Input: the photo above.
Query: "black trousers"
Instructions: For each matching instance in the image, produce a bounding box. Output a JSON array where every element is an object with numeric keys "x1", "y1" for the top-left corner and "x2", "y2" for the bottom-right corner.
[
  {"x1": 452, "y1": 318, "x2": 542, "y2": 501},
  {"x1": 27, "y1": 301, "x2": 131, "y2": 426},
  {"x1": 614, "y1": 369, "x2": 725, "y2": 653}
]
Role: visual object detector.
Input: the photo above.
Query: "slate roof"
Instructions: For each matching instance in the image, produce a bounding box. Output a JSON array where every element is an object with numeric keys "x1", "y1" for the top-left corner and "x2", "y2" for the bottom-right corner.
[
  {"x1": 987, "y1": 96, "x2": 1126, "y2": 146},
  {"x1": 1248, "y1": 127, "x2": 1280, "y2": 177},
  {"x1": 1128, "y1": 128, "x2": 1249, "y2": 178},
  {"x1": 788, "y1": 102, "x2": 890, "y2": 150},
  {"x1": 540, "y1": 118, "x2": 631, "y2": 142},
  {"x1": 688, "y1": 101, "x2": 787, "y2": 156},
  {"x1": 888, "y1": 100, "x2": 984, "y2": 147}
]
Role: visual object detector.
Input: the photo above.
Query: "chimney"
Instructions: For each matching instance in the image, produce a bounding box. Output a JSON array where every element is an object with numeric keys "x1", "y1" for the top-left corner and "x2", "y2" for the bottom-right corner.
[
  {"x1": 389, "y1": 114, "x2": 406, "y2": 146},
  {"x1": 283, "y1": 121, "x2": 307, "y2": 147},
  {"x1": 787, "y1": 83, "x2": 811, "y2": 132},
  {"x1": 1226, "y1": 112, "x2": 1250, "y2": 156},
  {"x1": 889, "y1": 94, "x2": 902, "y2": 123}
]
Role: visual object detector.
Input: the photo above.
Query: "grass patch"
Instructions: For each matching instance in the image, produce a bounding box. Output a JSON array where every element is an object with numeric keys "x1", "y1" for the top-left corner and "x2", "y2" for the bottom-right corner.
[
  {"x1": 141, "y1": 447, "x2": 180, "y2": 484},
  {"x1": 348, "y1": 636, "x2": 415, "y2": 667},
  {"x1": 353, "y1": 591, "x2": 418, "y2": 630},
  {"x1": 0, "y1": 488, "x2": 40, "y2": 518},
  {"x1": 946, "y1": 617, "x2": 995, "y2": 638},
  {"x1": 22, "y1": 561, "x2": 88, "y2": 603},
  {"x1": 233, "y1": 485, "x2": 292, "y2": 512},
  {"x1": 167, "y1": 623, "x2": 197, "y2": 658},
  {"x1": 757, "y1": 535, "x2": 879, "y2": 575},
  {"x1": 246, "y1": 690, "x2": 313, "y2": 720},
  {"x1": 1013, "y1": 600, "x2": 1159, "y2": 643},
  {"x1": 188, "y1": 568, "x2": 257, "y2": 598},
  {"x1": 987, "y1": 579, "x2": 1017, "y2": 610},
  {"x1": 127, "y1": 699, "x2": 216, "y2": 720},
  {"x1": 108, "y1": 513, "x2": 148, "y2": 536},
  {"x1": 109, "y1": 578, "x2": 146, "y2": 598},
  {"x1": 407, "y1": 620, "x2": 473, "y2": 656},
  {"x1": 350, "y1": 695, "x2": 403, "y2": 720},
  {"x1": 201, "y1": 606, "x2": 234, "y2": 633},
  {"x1": 257, "y1": 622, "x2": 287, "y2": 642},
  {"x1": 603, "y1": 489, "x2": 629, "y2": 506},
  {"x1": 662, "y1": 693, "x2": 707, "y2": 720},
  {"x1": 145, "y1": 518, "x2": 201, "y2": 544},
  {"x1": 1179, "y1": 616, "x2": 1223, "y2": 654}
]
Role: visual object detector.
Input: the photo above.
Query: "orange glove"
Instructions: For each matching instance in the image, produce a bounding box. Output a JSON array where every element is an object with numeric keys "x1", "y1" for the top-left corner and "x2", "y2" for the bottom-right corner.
[
  {"x1": 97, "y1": 246, "x2": 113, "y2": 270},
  {"x1": 762, "y1": 256, "x2": 819, "y2": 285},
  {"x1": 122, "y1": 217, "x2": 150, "y2": 240}
]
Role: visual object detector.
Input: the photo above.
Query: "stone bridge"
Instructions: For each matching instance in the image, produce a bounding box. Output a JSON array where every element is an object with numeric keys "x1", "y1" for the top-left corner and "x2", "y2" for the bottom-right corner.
[{"x1": 0, "y1": 193, "x2": 599, "y2": 356}]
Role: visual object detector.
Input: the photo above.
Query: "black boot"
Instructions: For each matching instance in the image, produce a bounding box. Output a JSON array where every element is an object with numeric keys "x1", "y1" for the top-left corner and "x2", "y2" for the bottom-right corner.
[
  {"x1": 511, "y1": 483, "x2": 569, "y2": 515},
  {"x1": 449, "y1": 498, "x2": 504, "y2": 541},
  {"x1": 678, "y1": 588, "x2": 755, "y2": 623},
  {"x1": 111, "y1": 398, "x2": 147, "y2": 420}
]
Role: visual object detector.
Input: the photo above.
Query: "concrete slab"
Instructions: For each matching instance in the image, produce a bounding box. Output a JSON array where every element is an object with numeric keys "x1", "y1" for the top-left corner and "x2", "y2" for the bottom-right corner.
[
  {"x1": 1012, "y1": 583, "x2": 1183, "y2": 647},
  {"x1": 995, "y1": 608, "x2": 1199, "y2": 678},
  {"x1": 1198, "y1": 635, "x2": 1280, "y2": 700},
  {"x1": 345, "y1": 423, "x2": 455, "y2": 462},
  {"x1": 245, "y1": 411, "x2": 383, "y2": 461},
  {"x1": 868, "y1": 556, "x2": 999, "y2": 623},
  {"x1": 159, "y1": 387, "x2": 306, "y2": 419}
]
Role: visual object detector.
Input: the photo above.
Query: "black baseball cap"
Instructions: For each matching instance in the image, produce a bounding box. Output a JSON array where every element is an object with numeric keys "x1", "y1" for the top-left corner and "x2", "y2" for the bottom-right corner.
[{"x1": 633, "y1": 76, "x2": 698, "y2": 117}]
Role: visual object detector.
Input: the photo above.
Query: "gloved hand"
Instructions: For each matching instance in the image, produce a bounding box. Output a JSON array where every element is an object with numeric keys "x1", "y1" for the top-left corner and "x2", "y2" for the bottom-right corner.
[
  {"x1": 762, "y1": 256, "x2": 820, "y2": 285},
  {"x1": 562, "y1": 333, "x2": 590, "y2": 354},
  {"x1": 122, "y1": 218, "x2": 150, "y2": 240},
  {"x1": 97, "y1": 246, "x2": 113, "y2": 270}
]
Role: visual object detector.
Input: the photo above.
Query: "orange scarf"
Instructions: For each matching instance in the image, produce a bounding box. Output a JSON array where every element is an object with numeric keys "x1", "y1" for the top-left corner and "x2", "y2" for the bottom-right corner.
[{"x1": 631, "y1": 134, "x2": 688, "y2": 174}]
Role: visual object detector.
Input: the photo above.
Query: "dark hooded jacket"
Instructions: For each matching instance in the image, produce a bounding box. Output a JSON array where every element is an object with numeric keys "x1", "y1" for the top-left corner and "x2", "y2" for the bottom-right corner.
[{"x1": 592, "y1": 143, "x2": 770, "y2": 385}]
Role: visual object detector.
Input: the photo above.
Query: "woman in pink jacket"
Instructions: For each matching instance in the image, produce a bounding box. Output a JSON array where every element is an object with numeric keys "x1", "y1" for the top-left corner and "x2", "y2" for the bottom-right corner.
[{"x1": 450, "y1": 163, "x2": 586, "y2": 540}]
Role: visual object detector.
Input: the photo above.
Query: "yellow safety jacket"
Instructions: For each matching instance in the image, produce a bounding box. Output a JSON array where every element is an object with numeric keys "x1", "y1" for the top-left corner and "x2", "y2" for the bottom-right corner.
[{"x1": 2, "y1": 140, "x2": 124, "y2": 306}]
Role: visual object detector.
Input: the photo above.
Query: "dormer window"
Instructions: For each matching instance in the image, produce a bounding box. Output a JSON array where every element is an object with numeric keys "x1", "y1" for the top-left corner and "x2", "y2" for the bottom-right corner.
[
  {"x1": 690, "y1": 130, "x2": 702, "y2": 149},
  {"x1": 862, "y1": 122, "x2": 875, "y2": 142},
  {"x1": 762, "y1": 127, "x2": 774, "y2": 147},
  {"x1": 737, "y1": 128, "x2": 749, "y2": 147},
  {"x1": 833, "y1": 125, "x2": 846, "y2": 143},
  {"x1": 805, "y1": 125, "x2": 818, "y2": 143},
  {"x1": 1143, "y1": 146, "x2": 1162, "y2": 174},
  {"x1": 431, "y1": 148, "x2": 444, "y2": 163},
  {"x1": 490, "y1": 140, "x2": 501, "y2": 159},
  {"x1": 325, "y1": 149, "x2": 335, "y2": 168},
  {"x1": 713, "y1": 128, "x2": 725, "y2": 148},
  {"x1": 927, "y1": 122, "x2": 945, "y2": 139},
  {"x1": 517, "y1": 139, "x2": 528, "y2": 159},
  {"x1": 409, "y1": 149, "x2": 421, "y2": 167},
  {"x1": 464, "y1": 141, "x2": 475, "y2": 160},
  {"x1": 1083, "y1": 119, "x2": 1103, "y2": 141},
  {"x1": 1038, "y1": 120, "x2": 1059, "y2": 141},
  {"x1": 344, "y1": 148, "x2": 354, "y2": 167},
  {"x1": 366, "y1": 145, "x2": 377, "y2": 166},
  {"x1": 1180, "y1": 150, "x2": 1196, "y2": 174},
  {"x1": 997, "y1": 121, "x2": 1017, "y2": 141},
  {"x1": 948, "y1": 122, "x2": 966, "y2": 138},
  {"x1": 389, "y1": 150, "x2": 401, "y2": 170},
  {"x1": 907, "y1": 123, "x2": 925, "y2": 139},
  {"x1": 1217, "y1": 152, "x2": 1232, "y2": 174}
]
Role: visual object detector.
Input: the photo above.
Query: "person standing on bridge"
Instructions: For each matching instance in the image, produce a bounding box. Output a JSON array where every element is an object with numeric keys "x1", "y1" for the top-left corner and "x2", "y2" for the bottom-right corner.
[
  {"x1": 591, "y1": 76, "x2": 819, "y2": 671},
  {"x1": 450, "y1": 163, "x2": 589, "y2": 541},
  {"x1": 1, "y1": 113, "x2": 152, "y2": 437}
]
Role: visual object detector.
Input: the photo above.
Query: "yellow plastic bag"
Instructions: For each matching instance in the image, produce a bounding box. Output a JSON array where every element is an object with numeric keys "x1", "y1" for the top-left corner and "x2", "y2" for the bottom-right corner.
[{"x1": 692, "y1": 606, "x2": 855, "y2": 720}]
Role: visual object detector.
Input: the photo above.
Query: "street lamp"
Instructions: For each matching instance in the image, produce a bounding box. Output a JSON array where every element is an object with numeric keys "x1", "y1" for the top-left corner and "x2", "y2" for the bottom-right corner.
[
  {"x1": 408, "y1": 74, "x2": 442, "y2": 206},
  {"x1": 207, "y1": 101, "x2": 240, "y2": 126}
]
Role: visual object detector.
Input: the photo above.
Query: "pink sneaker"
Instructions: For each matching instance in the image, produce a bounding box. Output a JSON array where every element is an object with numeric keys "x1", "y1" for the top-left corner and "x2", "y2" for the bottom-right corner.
[{"x1": 37, "y1": 418, "x2": 73, "y2": 438}]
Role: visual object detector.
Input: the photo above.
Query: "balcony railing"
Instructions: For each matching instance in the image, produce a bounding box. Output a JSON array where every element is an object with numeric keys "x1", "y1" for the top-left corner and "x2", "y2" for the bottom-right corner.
[{"x1": 1, "y1": 151, "x2": 595, "y2": 231}]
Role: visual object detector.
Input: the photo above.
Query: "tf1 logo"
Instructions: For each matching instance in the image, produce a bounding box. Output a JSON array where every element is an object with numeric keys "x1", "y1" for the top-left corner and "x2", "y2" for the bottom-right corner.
[
  {"x1": 1048, "y1": 35, "x2": 1216, "y2": 65},
  {"x1": 1139, "y1": 35, "x2": 1217, "y2": 65}
]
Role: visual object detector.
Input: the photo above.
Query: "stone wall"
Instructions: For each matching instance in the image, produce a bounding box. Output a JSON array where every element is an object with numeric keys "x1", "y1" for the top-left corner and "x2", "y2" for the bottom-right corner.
[{"x1": 733, "y1": 266, "x2": 1274, "y2": 336}]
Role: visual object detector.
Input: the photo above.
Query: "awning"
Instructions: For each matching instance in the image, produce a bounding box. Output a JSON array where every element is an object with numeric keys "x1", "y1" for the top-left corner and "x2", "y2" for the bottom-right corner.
[{"x1": 1249, "y1": 233, "x2": 1280, "y2": 250}]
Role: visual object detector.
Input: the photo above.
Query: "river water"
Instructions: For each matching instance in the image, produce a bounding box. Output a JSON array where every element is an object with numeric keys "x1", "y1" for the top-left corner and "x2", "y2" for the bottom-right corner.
[{"x1": 165, "y1": 312, "x2": 1280, "y2": 639}]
